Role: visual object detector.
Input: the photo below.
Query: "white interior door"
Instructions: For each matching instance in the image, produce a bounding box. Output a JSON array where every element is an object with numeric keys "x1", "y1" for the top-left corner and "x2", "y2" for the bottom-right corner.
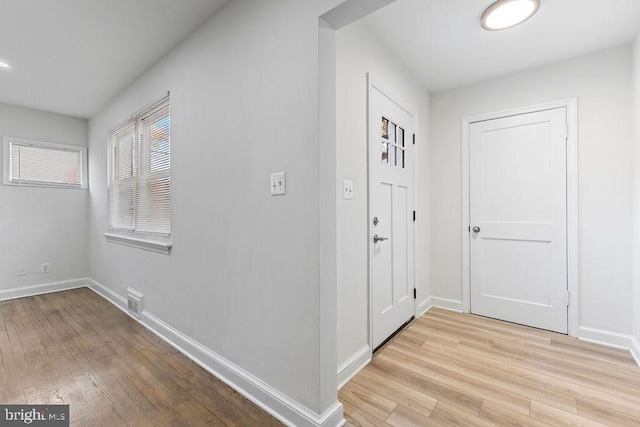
[
  {"x1": 470, "y1": 107, "x2": 568, "y2": 334},
  {"x1": 369, "y1": 83, "x2": 415, "y2": 349}
]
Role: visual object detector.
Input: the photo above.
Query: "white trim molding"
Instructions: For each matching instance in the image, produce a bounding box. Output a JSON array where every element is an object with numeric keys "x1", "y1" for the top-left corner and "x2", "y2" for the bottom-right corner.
[
  {"x1": 88, "y1": 278, "x2": 128, "y2": 310},
  {"x1": 461, "y1": 98, "x2": 579, "y2": 336},
  {"x1": 577, "y1": 326, "x2": 640, "y2": 368},
  {"x1": 631, "y1": 336, "x2": 640, "y2": 367},
  {"x1": 577, "y1": 326, "x2": 637, "y2": 350},
  {"x1": 0, "y1": 278, "x2": 88, "y2": 302},
  {"x1": 337, "y1": 345, "x2": 371, "y2": 390},
  {"x1": 423, "y1": 296, "x2": 464, "y2": 313},
  {"x1": 87, "y1": 279, "x2": 343, "y2": 427},
  {"x1": 417, "y1": 296, "x2": 432, "y2": 317},
  {"x1": 103, "y1": 232, "x2": 172, "y2": 255}
]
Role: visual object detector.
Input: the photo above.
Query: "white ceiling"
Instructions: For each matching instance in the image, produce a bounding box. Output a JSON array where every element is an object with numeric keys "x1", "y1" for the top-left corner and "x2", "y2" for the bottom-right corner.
[
  {"x1": 1, "y1": 1, "x2": 638, "y2": 118},
  {"x1": 361, "y1": 0, "x2": 640, "y2": 92},
  {"x1": 0, "y1": 0, "x2": 229, "y2": 118}
]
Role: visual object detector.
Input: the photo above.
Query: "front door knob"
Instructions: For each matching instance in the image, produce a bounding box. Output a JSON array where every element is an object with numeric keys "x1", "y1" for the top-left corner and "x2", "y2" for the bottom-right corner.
[
  {"x1": 472, "y1": 226, "x2": 481, "y2": 233},
  {"x1": 373, "y1": 234, "x2": 388, "y2": 243}
]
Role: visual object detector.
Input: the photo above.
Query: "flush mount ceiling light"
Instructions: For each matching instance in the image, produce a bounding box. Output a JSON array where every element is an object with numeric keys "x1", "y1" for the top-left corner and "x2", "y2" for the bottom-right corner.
[
  {"x1": 482, "y1": 0, "x2": 540, "y2": 31},
  {"x1": 0, "y1": 61, "x2": 9, "y2": 68}
]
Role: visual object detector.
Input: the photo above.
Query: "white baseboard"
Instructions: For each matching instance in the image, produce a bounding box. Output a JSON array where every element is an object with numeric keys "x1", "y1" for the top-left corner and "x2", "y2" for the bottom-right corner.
[
  {"x1": 576, "y1": 326, "x2": 635, "y2": 350},
  {"x1": 87, "y1": 279, "x2": 343, "y2": 427},
  {"x1": 0, "y1": 278, "x2": 88, "y2": 302},
  {"x1": 417, "y1": 296, "x2": 432, "y2": 317},
  {"x1": 337, "y1": 345, "x2": 371, "y2": 390},
  {"x1": 631, "y1": 336, "x2": 640, "y2": 367},
  {"x1": 87, "y1": 278, "x2": 128, "y2": 308},
  {"x1": 423, "y1": 296, "x2": 463, "y2": 313},
  {"x1": 577, "y1": 326, "x2": 640, "y2": 368}
]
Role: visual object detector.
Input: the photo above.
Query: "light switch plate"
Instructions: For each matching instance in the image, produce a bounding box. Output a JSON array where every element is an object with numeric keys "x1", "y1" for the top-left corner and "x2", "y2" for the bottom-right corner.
[
  {"x1": 343, "y1": 180, "x2": 353, "y2": 200},
  {"x1": 271, "y1": 171, "x2": 286, "y2": 196}
]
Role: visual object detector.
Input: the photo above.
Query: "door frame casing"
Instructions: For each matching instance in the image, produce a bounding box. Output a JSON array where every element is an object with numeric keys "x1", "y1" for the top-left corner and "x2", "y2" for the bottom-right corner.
[
  {"x1": 367, "y1": 74, "x2": 418, "y2": 352},
  {"x1": 461, "y1": 98, "x2": 579, "y2": 337}
]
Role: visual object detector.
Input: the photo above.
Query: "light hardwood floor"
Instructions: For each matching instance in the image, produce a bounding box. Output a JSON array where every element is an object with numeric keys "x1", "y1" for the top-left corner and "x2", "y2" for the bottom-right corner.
[
  {"x1": 0, "y1": 288, "x2": 282, "y2": 426},
  {"x1": 340, "y1": 308, "x2": 640, "y2": 426}
]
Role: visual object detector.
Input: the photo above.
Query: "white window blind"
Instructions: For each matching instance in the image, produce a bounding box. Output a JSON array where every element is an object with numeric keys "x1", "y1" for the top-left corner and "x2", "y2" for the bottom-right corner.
[
  {"x1": 2, "y1": 137, "x2": 87, "y2": 188},
  {"x1": 108, "y1": 96, "x2": 170, "y2": 237}
]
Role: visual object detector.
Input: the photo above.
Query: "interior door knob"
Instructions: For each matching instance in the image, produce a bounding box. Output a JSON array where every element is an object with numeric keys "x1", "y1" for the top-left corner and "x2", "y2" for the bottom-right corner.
[{"x1": 472, "y1": 226, "x2": 481, "y2": 233}]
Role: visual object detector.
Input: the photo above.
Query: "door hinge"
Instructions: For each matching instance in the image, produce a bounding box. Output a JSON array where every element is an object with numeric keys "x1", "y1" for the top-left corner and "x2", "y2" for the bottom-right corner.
[
  {"x1": 413, "y1": 134, "x2": 415, "y2": 145},
  {"x1": 413, "y1": 211, "x2": 416, "y2": 222},
  {"x1": 564, "y1": 124, "x2": 569, "y2": 140},
  {"x1": 413, "y1": 288, "x2": 417, "y2": 299},
  {"x1": 565, "y1": 290, "x2": 570, "y2": 307}
]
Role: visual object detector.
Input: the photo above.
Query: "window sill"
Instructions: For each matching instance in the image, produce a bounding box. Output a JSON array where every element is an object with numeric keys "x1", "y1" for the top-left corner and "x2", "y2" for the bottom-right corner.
[
  {"x1": 103, "y1": 233, "x2": 172, "y2": 255},
  {"x1": 3, "y1": 180, "x2": 88, "y2": 189}
]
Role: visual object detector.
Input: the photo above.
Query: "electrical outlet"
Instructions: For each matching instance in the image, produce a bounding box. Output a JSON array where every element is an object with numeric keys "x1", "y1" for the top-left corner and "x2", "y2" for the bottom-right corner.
[
  {"x1": 41, "y1": 263, "x2": 50, "y2": 273},
  {"x1": 18, "y1": 265, "x2": 27, "y2": 276},
  {"x1": 270, "y1": 171, "x2": 286, "y2": 196}
]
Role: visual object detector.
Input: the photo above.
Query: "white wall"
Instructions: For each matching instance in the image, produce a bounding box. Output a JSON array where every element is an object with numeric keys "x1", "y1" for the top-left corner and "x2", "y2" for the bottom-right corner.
[
  {"x1": 88, "y1": 0, "x2": 350, "y2": 422},
  {"x1": 0, "y1": 103, "x2": 88, "y2": 294},
  {"x1": 335, "y1": 21, "x2": 430, "y2": 372},
  {"x1": 632, "y1": 33, "x2": 640, "y2": 352},
  {"x1": 430, "y1": 45, "x2": 633, "y2": 334}
]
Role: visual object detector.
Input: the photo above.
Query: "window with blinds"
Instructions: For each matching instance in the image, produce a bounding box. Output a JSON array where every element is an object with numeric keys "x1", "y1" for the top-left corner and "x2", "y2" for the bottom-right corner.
[
  {"x1": 108, "y1": 96, "x2": 170, "y2": 238},
  {"x1": 2, "y1": 137, "x2": 87, "y2": 188}
]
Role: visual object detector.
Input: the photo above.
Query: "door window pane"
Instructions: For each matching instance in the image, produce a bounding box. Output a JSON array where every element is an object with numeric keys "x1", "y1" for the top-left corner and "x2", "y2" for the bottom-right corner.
[
  {"x1": 388, "y1": 122, "x2": 396, "y2": 143},
  {"x1": 380, "y1": 116, "x2": 408, "y2": 168}
]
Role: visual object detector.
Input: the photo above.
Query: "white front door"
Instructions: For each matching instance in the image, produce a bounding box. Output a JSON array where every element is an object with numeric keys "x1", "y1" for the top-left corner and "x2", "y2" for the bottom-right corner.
[
  {"x1": 369, "y1": 82, "x2": 415, "y2": 349},
  {"x1": 469, "y1": 107, "x2": 568, "y2": 334}
]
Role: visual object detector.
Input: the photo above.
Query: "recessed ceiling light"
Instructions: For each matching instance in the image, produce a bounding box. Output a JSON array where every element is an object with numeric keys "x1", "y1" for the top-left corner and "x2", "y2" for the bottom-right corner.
[
  {"x1": 0, "y1": 62, "x2": 9, "y2": 68},
  {"x1": 481, "y1": 0, "x2": 540, "y2": 31}
]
